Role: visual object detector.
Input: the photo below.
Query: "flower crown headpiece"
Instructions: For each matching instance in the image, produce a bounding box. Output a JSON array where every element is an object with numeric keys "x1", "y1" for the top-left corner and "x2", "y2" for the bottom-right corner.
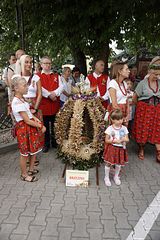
[{"x1": 149, "y1": 64, "x2": 160, "y2": 70}]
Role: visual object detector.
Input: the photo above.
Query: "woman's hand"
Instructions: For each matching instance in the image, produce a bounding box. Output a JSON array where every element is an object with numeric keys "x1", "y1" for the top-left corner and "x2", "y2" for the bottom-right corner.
[
  {"x1": 31, "y1": 109, "x2": 37, "y2": 114},
  {"x1": 41, "y1": 125, "x2": 46, "y2": 133},
  {"x1": 112, "y1": 104, "x2": 120, "y2": 110}
]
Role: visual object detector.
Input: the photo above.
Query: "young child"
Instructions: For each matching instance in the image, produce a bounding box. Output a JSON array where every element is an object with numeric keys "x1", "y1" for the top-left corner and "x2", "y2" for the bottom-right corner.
[
  {"x1": 103, "y1": 109, "x2": 129, "y2": 186},
  {"x1": 11, "y1": 76, "x2": 46, "y2": 182},
  {"x1": 126, "y1": 79, "x2": 135, "y2": 134}
]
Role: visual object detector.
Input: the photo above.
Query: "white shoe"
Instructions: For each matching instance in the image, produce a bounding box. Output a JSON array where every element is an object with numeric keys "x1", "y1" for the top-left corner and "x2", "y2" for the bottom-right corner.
[
  {"x1": 113, "y1": 176, "x2": 121, "y2": 185},
  {"x1": 104, "y1": 177, "x2": 111, "y2": 187}
]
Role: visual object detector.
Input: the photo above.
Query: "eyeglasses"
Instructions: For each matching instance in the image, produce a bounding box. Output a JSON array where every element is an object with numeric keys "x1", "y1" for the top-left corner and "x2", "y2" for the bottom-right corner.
[{"x1": 42, "y1": 62, "x2": 51, "y2": 65}]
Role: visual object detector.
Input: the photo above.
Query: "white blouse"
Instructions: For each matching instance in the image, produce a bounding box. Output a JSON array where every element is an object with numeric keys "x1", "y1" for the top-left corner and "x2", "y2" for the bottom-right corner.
[
  {"x1": 23, "y1": 75, "x2": 40, "y2": 98},
  {"x1": 108, "y1": 79, "x2": 128, "y2": 104},
  {"x1": 11, "y1": 97, "x2": 33, "y2": 122},
  {"x1": 60, "y1": 76, "x2": 72, "y2": 102}
]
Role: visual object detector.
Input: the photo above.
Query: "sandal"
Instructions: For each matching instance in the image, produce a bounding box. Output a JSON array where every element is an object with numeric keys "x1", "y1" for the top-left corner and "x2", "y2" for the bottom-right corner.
[
  {"x1": 20, "y1": 175, "x2": 38, "y2": 182},
  {"x1": 28, "y1": 169, "x2": 39, "y2": 176},
  {"x1": 27, "y1": 160, "x2": 39, "y2": 167},
  {"x1": 138, "y1": 145, "x2": 144, "y2": 160},
  {"x1": 156, "y1": 150, "x2": 160, "y2": 163},
  {"x1": 34, "y1": 160, "x2": 39, "y2": 166}
]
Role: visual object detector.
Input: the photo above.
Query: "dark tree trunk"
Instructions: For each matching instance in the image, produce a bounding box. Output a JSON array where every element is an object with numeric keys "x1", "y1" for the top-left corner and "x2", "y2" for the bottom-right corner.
[
  {"x1": 70, "y1": 41, "x2": 110, "y2": 76},
  {"x1": 100, "y1": 43, "x2": 110, "y2": 74},
  {"x1": 92, "y1": 41, "x2": 110, "y2": 74},
  {"x1": 15, "y1": 0, "x2": 25, "y2": 50},
  {"x1": 71, "y1": 47, "x2": 87, "y2": 76}
]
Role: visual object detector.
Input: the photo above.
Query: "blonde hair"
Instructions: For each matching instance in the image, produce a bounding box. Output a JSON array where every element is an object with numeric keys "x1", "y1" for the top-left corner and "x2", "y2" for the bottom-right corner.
[
  {"x1": 15, "y1": 54, "x2": 32, "y2": 75},
  {"x1": 62, "y1": 67, "x2": 71, "y2": 75},
  {"x1": 11, "y1": 75, "x2": 26, "y2": 92},
  {"x1": 147, "y1": 56, "x2": 160, "y2": 76}
]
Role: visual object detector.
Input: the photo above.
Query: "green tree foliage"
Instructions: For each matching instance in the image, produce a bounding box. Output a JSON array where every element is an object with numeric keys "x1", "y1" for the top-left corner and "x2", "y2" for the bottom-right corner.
[{"x1": 0, "y1": 0, "x2": 160, "y2": 73}]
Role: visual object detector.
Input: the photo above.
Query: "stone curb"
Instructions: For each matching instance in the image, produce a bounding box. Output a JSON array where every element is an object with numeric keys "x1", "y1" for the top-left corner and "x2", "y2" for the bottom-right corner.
[{"x1": 0, "y1": 141, "x2": 18, "y2": 154}]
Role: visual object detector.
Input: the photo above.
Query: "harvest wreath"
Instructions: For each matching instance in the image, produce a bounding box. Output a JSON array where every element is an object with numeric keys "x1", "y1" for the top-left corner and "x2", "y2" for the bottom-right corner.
[{"x1": 54, "y1": 94, "x2": 106, "y2": 170}]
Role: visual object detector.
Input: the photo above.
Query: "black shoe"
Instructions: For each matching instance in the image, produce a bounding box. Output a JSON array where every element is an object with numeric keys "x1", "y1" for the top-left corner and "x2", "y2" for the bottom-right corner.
[{"x1": 42, "y1": 146, "x2": 49, "y2": 153}]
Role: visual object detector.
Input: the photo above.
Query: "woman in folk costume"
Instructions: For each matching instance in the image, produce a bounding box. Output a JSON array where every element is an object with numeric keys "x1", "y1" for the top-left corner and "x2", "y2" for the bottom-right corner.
[
  {"x1": 85, "y1": 59, "x2": 110, "y2": 109},
  {"x1": 14, "y1": 54, "x2": 44, "y2": 165},
  {"x1": 132, "y1": 56, "x2": 160, "y2": 163},
  {"x1": 107, "y1": 62, "x2": 130, "y2": 126},
  {"x1": 15, "y1": 54, "x2": 42, "y2": 117}
]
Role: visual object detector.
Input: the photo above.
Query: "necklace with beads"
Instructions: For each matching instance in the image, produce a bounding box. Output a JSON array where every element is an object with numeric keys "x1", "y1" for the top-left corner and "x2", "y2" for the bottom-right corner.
[{"x1": 117, "y1": 80, "x2": 127, "y2": 96}]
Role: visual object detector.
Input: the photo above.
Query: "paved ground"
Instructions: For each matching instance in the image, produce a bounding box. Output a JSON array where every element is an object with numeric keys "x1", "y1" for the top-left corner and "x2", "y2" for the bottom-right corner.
[{"x1": 0, "y1": 141, "x2": 160, "y2": 240}]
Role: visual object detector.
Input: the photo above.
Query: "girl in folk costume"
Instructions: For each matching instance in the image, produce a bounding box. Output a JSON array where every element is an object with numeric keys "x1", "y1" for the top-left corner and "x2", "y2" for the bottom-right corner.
[
  {"x1": 85, "y1": 59, "x2": 110, "y2": 109},
  {"x1": 103, "y1": 109, "x2": 129, "y2": 187},
  {"x1": 132, "y1": 56, "x2": 160, "y2": 163},
  {"x1": 108, "y1": 62, "x2": 130, "y2": 126},
  {"x1": 14, "y1": 54, "x2": 44, "y2": 165},
  {"x1": 11, "y1": 76, "x2": 46, "y2": 182}
]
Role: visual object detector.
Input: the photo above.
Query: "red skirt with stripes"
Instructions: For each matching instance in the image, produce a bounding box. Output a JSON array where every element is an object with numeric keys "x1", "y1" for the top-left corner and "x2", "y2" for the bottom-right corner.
[
  {"x1": 132, "y1": 101, "x2": 160, "y2": 144},
  {"x1": 103, "y1": 143, "x2": 128, "y2": 166}
]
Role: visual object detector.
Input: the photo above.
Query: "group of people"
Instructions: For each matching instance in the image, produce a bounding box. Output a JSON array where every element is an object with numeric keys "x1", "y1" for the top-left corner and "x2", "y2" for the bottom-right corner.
[
  {"x1": 103, "y1": 57, "x2": 160, "y2": 186},
  {"x1": 3, "y1": 49, "x2": 160, "y2": 185}
]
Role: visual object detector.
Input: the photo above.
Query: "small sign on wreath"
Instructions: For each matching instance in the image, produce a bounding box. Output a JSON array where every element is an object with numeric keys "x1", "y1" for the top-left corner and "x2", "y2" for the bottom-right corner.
[{"x1": 66, "y1": 170, "x2": 89, "y2": 187}]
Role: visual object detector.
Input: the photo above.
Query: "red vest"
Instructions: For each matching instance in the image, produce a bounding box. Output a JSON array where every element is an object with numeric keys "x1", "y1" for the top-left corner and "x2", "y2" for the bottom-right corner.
[
  {"x1": 38, "y1": 72, "x2": 60, "y2": 115},
  {"x1": 87, "y1": 73, "x2": 109, "y2": 109}
]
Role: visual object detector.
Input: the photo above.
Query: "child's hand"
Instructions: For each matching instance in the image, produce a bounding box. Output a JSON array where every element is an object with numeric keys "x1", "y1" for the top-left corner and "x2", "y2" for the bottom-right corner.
[
  {"x1": 112, "y1": 139, "x2": 122, "y2": 144},
  {"x1": 121, "y1": 137, "x2": 126, "y2": 142}
]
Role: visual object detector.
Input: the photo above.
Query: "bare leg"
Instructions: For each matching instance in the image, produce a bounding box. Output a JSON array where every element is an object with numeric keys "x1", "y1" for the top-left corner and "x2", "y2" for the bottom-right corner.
[
  {"x1": 155, "y1": 144, "x2": 160, "y2": 151},
  {"x1": 138, "y1": 143, "x2": 145, "y2": 160},
  {"x1": 155, "y1": 144, "x2": 160, "y2": 163},
  {"x1": 20, "y1": 155, "x2": 28, "y2": 176},
  {"x1": 29, "y1": 154, "x2": 36, "y2": 171},
  {"x1": 20, "y1": 155, "x2": 34, "y2": 181}
]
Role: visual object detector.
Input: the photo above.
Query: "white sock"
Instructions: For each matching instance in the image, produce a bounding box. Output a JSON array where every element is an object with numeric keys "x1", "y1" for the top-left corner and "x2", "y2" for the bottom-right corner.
[
  {"x1": 114, "y1": 165, "x2": 121, "y2": 185},
  {"x1": 104, "y1": 165, "x2": 111, "y2": 187}
]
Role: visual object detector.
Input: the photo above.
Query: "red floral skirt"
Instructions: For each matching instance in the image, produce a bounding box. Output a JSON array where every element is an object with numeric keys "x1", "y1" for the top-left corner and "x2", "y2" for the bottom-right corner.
[
  {"x1": 16, "y1": 120, "x2": 44, "y2": 156},
  {"x1": 103, "y1": 143, "x2": 128, "y2": 166},
  {"x1": 132, "y1": 101, "x2": 160, "y2": 144}
]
